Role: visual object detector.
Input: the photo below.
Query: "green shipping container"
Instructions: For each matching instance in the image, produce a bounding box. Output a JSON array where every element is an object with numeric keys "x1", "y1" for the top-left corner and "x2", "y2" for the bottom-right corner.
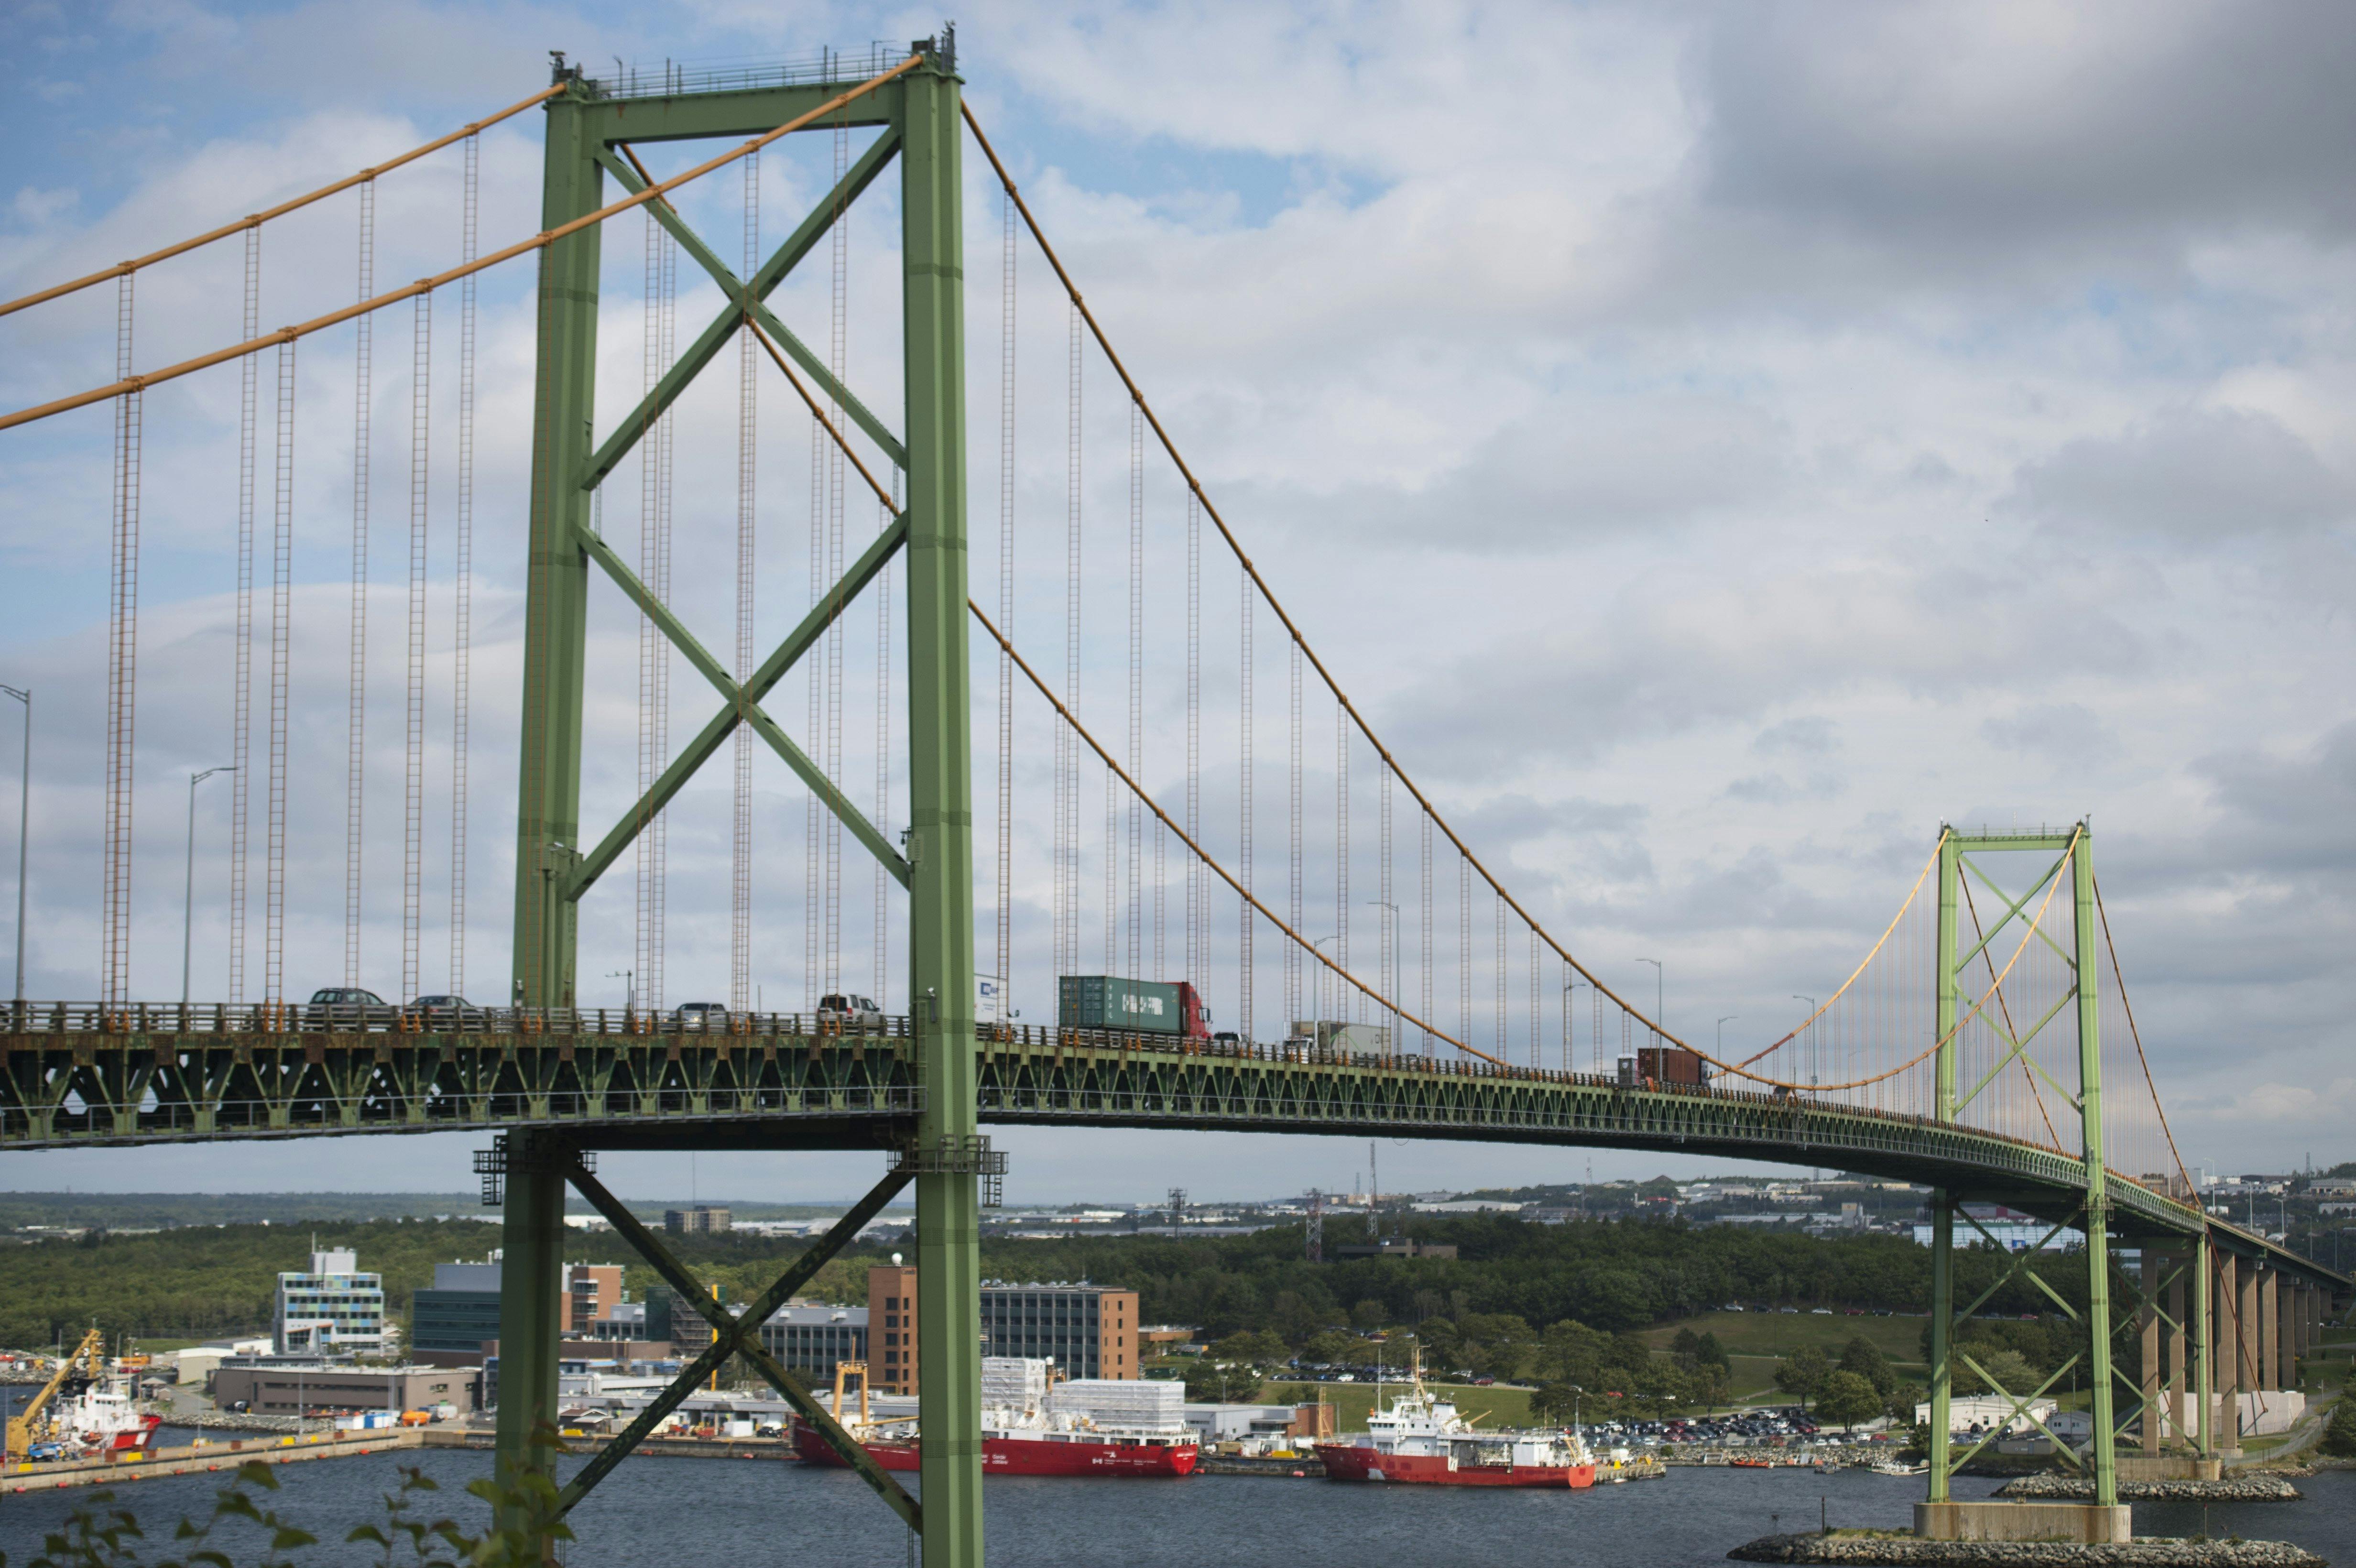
[{"x1": 1058, "y1": 974, "x2": 1183, "y2": 1034}]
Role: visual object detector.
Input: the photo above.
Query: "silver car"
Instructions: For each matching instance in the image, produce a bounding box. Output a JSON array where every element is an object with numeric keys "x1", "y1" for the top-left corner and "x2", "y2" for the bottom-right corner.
[{"x1": 817, "y1": 992, "x2": 884, "y2": 1033}]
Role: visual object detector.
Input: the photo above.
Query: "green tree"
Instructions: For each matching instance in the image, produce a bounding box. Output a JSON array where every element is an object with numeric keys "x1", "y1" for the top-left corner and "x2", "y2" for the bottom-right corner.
[
  {"x1": 1838, "y1": 1335, "x2": 1896, "y2": 1397},
  {"x1": 2318, "y1": 1396, "x2": 2356, "y2": 1459},
  {"x1": 1956, "y1": 1348, "x2": 2037, "y2": 1396},
  {"x1": 1302, "y1": 1329, "x2": 1360, "y2": 1368},
  {"x1": 1776, "y1": 1344, "x2": 1830, "y2": 1408},
  {"x1": 1209, "y1": 1328, "x2": 1288, "y2": 1367},
  {"x1": 1350, "y1": 1298, "x2": 1389, "y2": 1331},
  {"x1": 1816, "y1": 1370, "x2": 1882, "y2": 1429},
  {"x1": 1695, "y1": 1330, "x2": 1731, "y2": 1372}
]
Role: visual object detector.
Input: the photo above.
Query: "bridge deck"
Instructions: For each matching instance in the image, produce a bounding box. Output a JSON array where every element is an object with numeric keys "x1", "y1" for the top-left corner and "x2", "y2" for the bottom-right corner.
[{"x1": 7, "y1": 1002, "x2": 2335, "y2": 1293}]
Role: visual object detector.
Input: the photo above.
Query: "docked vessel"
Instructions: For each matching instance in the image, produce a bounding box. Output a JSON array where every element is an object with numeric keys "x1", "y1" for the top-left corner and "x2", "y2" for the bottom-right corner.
[
  {"x1": 1315, "y1": 1354, "x2": 1595, "y2": 1488},
  {"x1": 34, "y1": 1377, "x2": 164, "y2": 1461},
  {"x1": 5, "y1": 1329, "x2": 164, "y2": 1465},
  {"x1": 791, "y1": 1358, "x2": 1198, "y2": 1478}
]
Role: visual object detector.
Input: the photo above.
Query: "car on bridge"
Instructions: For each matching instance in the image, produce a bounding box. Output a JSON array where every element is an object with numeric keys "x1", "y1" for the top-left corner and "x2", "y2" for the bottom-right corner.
[
  {"x1": 671, "y1": 1002, "x2": 731, "y2": 1032},
  {"x1": 818, "y1": 993, "x2": 884, "y2": 1033},
  {"x1": 308, "y1": 987, "x2": 395, "y2": 1027},
  {"x1": 409, "y1": 994, "x2": 488, "y2": 1029}
]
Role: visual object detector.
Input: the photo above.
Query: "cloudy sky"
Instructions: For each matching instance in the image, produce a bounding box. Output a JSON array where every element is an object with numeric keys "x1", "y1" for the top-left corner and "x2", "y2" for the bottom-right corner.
[{"x1": 1, "y1": 1, "x2": 2351, "y2": 1207}]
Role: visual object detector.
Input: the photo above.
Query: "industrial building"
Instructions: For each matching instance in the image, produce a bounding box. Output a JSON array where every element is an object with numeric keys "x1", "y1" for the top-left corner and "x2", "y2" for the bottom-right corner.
[
  {"x1": 864, "y1": 1265, "x2": 1140, "y2": 1393},
  {"x1": 414, "y1": 1259, "x2": 627, "y2": 1363},
  {"x1": 665, "y1": 1205, "x2": 731, "y2": 1234},
  {"x1": 214, "y1": 1360, "x2": 473, "y2": 1418},
  {"x1": 273, "y1": 1249, "x2": 386, "y2": 1354},
  {"x1": 757, "y1": 1303, "x2": 869, "y2": 1381}
]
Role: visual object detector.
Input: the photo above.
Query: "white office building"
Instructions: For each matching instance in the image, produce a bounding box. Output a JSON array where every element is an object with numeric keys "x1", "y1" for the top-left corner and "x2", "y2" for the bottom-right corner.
[{"x1": 275, "y1": 1248, "x2": 387, "y2": 1355}]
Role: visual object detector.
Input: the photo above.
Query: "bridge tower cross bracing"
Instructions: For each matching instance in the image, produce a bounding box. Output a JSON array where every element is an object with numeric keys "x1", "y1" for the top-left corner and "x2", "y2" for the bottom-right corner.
[
  {"x1": 498, "y1": 39, "x2": 979, "y2": 1567},
  {"x1": 1923, "y1": 825, "x2": 2124, "y2": 1529}
]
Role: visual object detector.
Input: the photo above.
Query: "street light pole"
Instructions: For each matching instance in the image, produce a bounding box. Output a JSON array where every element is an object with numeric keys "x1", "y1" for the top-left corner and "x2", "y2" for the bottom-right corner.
[
  {"x1": 1564, "y1": 979, "x2": 1589, "y2": 1075},
  {"x1": 1792, "y1": 996, "x2": 1816, "y2": 1089},
  {"x1": 1715, "y1": 1015, "x2": 1739, "y2": 1088},
  {"x1": 1633, "y1": 957, "x2": 1663, "y2": 1042},
  {"x1": 1, "y1": 685, "x2": 27, "y2": 1012},
  {"x1": 183, "y1": 766, "x2": 236, "y2": 1006}
]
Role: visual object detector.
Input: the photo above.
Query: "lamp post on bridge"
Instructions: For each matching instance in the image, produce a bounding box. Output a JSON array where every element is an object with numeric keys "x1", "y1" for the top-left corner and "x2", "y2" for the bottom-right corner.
[
  {"x1": 1715, "y1": 1015, "x2": 1738, "y2": 1089},
  {"x1": 182, "y1": 765, "x2": 236, "y2": 1006},
  {"x1": 1792, "y1": 996, "x2": 1816, "y2": 1090},
  {"x1": 1564, "y1": 979, "x2": 1588, "y2": 1075}
]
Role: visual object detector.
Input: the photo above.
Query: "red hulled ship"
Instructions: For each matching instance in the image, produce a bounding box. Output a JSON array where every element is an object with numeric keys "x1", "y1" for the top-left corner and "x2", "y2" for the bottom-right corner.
[
  {"x1": 1316, "y1": 1353, "x2": 1595, "y2": 1488},
  {"x1": 792, "y1": 1357, "x2": 1197, "y2": 1479}
]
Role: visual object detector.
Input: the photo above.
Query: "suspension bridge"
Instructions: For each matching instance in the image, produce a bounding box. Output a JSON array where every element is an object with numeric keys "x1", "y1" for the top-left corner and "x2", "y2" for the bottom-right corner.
[{"x1": 0, "y1": 38, "x2": 2341, "y2": 1561}]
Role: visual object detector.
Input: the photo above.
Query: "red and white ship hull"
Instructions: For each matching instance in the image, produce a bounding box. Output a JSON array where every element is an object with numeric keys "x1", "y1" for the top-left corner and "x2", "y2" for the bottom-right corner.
[
  {"x1": 1317, "y1": 1442, "x2": 1593, "y2": 1488},
  {"x1": 793, "y1": 1419, "x2": 1196, "y2": 1477}
]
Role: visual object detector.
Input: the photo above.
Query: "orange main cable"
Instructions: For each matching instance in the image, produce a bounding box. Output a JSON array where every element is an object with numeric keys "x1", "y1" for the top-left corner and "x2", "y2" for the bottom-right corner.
[
  {"x1": 0, "y1": 84, "x2": 567, "y2": 319},
  {"x1": 0, "y1": 56, "x2": 923, "y2": 433}
]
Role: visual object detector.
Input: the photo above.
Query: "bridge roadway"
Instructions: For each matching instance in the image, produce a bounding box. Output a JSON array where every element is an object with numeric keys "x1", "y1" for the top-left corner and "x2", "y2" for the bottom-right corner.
[{"x1": 1, "y1": 1002, "x2": 2339, "y2": 1291}]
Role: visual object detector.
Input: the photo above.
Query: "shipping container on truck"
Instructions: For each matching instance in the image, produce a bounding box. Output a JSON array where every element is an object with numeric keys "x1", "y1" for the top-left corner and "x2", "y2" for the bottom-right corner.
[
  {"x1": 1058, "y1": 976, "x2": 1214, "y2": 1038},
  {"x1": 1636, "y1": 1046, "x2": 1705, "y2": 1087}
]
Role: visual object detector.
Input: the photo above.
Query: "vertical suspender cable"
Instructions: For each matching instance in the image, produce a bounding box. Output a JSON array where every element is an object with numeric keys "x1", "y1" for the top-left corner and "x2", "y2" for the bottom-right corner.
[
  {"x1": 1529, "y1": 923, "x2": 1539, "y2": 1069},
  {"x1": 1494, "y1": 887, "x2": 1506, "y2": 1056},
  {"x1": 875, "y1": 473, "x2": 894, "y2": 1004},
  {"x1": 1336, "y1": 696, "x2": 1349, "y2": 1023},
  {"x1": 346, "y1": 176, "x2": 374, "y2": 989},
  {"x1": 637, "y1": 208, "x2": 662, "y2": 1015},
  {"x1": 1379, "y1": 760, "x2": 1393, "y2": 1051},
  {"x1": 449, "y1": 131, "x2": 477, "y2": 998},
  {"x1": 401, "y1": 285, "x2": 430, "y2": 1004},
  {"x1": 1458, "y1": 854, "x2": 1470, "y2": 1054},
  {"x1": 654, "y1": 223, "x2": 676, "y2": 1011},
  {"x1": 1287, "y1": 642, "x2": 1302, "y2": 1027},
  {"x1": 102, "y1": 272, "x2": 140, "y2": 1008},
  {"x1": 805, "y1": 367, "x2": 823, "y2": 1011},
  {"x1": 1128, "y1": 397, "x2": 1143, "y2": 982},
  {"x1": 1237, "y1": 566, "x2": 1253, "y2": 1042},
  {"x1": 1418, "y1": 811, "x2": 1432, "y2": 1056},
  {"x1": 995, "y1": 188, "x2": 1015, "y2": 1008},
  {"x1": 266, "y1": 341, "x2": 295, "y2": 1005},
  {"x1": 733, "y1": 148, "x2": 759, "y2": 1013},
  {"x1": 1061, "y1": 299, "x2": 1081, "y2": 991},
  {"x1": 1184, "y1": 491, "x2": 1200, "y2": 995},
  {"x1": 229, "y1": 229, "x2": 259, "y2": 1004},
  {"x1": 824, "y1": 119, "x2": 847, "y2": 998}
]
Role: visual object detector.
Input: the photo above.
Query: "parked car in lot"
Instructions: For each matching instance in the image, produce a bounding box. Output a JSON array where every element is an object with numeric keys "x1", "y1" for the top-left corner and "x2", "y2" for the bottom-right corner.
[
  {"x1": 672, "y1": 1002, "x2": 731, "y2": 1032},
  {"x1": 818, "y1": 992, "x2": 885, "y2": 1032},
  {"x1": 308, "y1": 987, "x2": 393, "y2": 1027}
]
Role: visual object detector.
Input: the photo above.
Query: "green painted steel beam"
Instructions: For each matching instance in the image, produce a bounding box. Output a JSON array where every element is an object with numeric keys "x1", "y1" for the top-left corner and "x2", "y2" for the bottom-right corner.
[
  {"x1": 511, "y1": 89, "x2": 605, "y2": 1010},
  {"x1": 562, "y1": 1160, "x2": 920, "y2": 1527},
  {"x1": 900, "y1": 56, "x2": 983, "y2": 1568},
  {"x1": 574, "y1": 81, "x2": 895, "y2": 144},
  {"x1": 567, "y1": 512, "x2": 909, "y2": 898},
  {"x1": 573, "y1": 518, "x2": 909, "y2": 889},
  {"x1": 584, "y1": 138, "x2": 906, "y2": 485},
  {"x1": 491, "y1": 1135, "x2": 569, "y2": 1543}
]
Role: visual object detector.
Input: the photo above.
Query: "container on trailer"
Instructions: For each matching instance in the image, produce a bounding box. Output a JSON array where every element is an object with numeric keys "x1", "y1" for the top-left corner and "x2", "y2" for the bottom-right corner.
[
  {"x1": 1637, "y1": 1046, "x2": 1704, "y2": 1087},
  {"x1": 976, "y1": 974, "x2": 1006, "y2": 1026},
  {"x1": 1058, "y1": 975, "x2": 1184, "y2": 1035}
]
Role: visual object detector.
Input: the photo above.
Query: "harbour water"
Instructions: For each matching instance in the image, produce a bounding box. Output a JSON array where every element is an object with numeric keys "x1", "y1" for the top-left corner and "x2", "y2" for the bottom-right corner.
[{"x1": 2, "y1": 1448, "x2": 2348, "y2": 1566}]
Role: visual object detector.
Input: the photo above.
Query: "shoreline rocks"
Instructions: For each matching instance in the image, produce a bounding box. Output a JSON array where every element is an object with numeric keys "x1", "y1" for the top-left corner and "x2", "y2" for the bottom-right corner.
[
  {"x1": 1728, "y1": 1532, "x2": 2326, "y2": 1567},
  {"x1": 1995, "y1": 1476, "x2": 2302, "y2": 1503}
]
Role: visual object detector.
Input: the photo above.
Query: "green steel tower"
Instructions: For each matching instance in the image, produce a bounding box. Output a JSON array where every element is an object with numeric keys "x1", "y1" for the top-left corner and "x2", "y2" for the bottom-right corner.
[{"x1": 496, "y1": 37, "x2": 982, "y2": 1566}]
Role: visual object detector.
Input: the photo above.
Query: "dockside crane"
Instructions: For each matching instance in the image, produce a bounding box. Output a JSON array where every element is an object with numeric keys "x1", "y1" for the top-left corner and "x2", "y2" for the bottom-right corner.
[{"x1": 6, "y1": 1328, "x2": 105, "y2": 1460}]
